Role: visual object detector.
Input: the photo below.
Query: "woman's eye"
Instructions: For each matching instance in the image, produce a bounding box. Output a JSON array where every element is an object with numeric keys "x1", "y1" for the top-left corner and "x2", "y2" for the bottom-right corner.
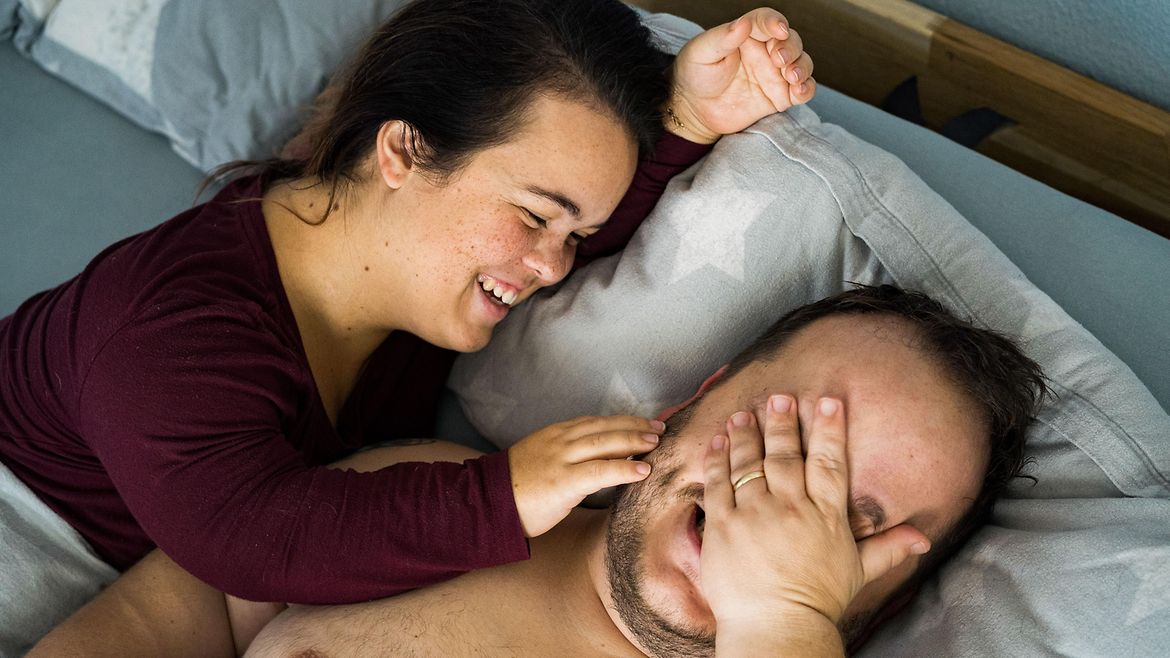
[
  {"x1": 523, "y1": 209, "x2": 548, "y2": 228},
  {"x1": 566, "y1": 232, "x2": 589, "y2": 247}
]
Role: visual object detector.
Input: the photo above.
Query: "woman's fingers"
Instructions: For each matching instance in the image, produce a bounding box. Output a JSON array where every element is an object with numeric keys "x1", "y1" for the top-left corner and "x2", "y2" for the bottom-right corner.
[
  {"x1": 784, "y1": 52, "x2": 814, "y2": 85},
  {"x1": 508, "y1": 415, "x2": 662, "y2": 537},
  {"x1": 790, "y1": 78, "x2": 817, "y2": 106},
  {"x1": 561, "y1": 415, "x2": 665, "y2": 437},
  {"x1": 566, "y1": 429, "x2": 660, "y2": 462},
  {"x1": 769, "y1": 27, "x2": 804, "y2": 67},
  {"x1": 684, "y1": 14, "x2": 751, "y2": 65},
  {"x1": 687, "y1": 8, "x2": 790, "y2": 66},
  {"x1": 742, "y1": 7, "x2": 790, "y2": 42},
  {"x1": 740, "y1": 36, "x2": 793, "y2": 112},
  {"x1": 568, "y1": 457, "x2": 652, "y2": 495},
  {"x1": 856, "y1": 524, "x2": 932, "y2": 586}
]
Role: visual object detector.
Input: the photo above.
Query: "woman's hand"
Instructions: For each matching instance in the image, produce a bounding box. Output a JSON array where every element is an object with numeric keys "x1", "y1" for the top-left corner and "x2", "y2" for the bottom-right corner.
[
  {"x1": 507, "y1": 415, "x2": 662, "y2": 537},
  {"x1": 668, "y1": 8, "x2": 816, "y2": 144},
  {"x1": 700, "y1": 395, "x2": 930, "y2": 655}
]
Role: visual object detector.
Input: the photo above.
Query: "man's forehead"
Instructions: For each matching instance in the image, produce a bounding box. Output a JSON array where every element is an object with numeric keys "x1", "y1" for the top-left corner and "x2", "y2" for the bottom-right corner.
[{"x1": 694, "y1": 350, "x2": 983, "y2": 543}]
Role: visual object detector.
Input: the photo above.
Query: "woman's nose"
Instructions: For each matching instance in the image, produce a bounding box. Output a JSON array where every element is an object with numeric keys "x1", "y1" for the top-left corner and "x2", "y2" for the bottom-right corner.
[{"x1": 523, "y1": 235, "x2": 573, "y2": 286}]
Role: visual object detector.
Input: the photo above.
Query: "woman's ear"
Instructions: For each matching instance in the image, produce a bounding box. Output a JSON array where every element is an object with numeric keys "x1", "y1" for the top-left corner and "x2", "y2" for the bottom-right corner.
[{"x1": 375, "y1": 120, "x2": 416, "y2": 190}]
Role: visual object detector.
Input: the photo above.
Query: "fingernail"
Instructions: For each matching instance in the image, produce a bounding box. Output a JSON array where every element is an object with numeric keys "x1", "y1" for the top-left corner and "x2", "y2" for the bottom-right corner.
[
  {"x1": 650, "y1": 420, "x2": 666, "y2": 432},
  {"x1": 798, "y1": 82, "x2": 809, "y2": 95},
  {"x1": 636, "y1": 462, "x2": 651, "y2": 475},
  {"x1": 790, "y1": 66, "x2": 802, "y2": 82},
  {"x1": 911, "y1": 541, "x2": 930, "y2": 555},
  {"x1": 642, "y1": 433, "x2": 660, "y2": 444},
  {"x1": 818, "y1": 398, "x2": 839, "y2": 416},
  {"x1": 731, "y1": 411, "x2": 753, "y2": 427},
  {"x1": 711, "y1": 435, "x2": 726, "y2": 450},
  {"x1": 770, "y1": 395, "x2": 792, "y2": 414}
]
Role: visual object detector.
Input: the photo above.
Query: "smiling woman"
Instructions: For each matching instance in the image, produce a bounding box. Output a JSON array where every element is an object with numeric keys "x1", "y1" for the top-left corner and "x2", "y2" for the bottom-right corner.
[{"x1": 0, "y1": 0, "x2": 818, "y2": 651}]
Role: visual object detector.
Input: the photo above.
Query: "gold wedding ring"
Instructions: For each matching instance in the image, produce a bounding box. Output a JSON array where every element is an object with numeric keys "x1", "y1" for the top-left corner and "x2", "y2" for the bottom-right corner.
[{"x1": 733, "y1": 470, "x2": 766, "y2": 491}]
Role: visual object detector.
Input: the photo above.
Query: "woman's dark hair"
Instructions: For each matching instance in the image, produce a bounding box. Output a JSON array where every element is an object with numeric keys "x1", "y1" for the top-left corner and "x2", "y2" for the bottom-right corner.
[{"x1": 205, "y1": 0, "x2": 671, "y2": 213}]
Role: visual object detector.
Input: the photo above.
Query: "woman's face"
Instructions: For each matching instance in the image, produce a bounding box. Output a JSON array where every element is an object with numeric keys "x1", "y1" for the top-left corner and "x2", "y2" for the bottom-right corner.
[{"x1": 365, "y1": 94, "x2": 638, "y2": 352}]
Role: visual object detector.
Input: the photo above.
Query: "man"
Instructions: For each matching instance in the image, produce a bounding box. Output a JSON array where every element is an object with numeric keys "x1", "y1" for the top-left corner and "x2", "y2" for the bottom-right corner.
[{"x1": 32, "y1": 286, "x2": 1046, "y2": 656}]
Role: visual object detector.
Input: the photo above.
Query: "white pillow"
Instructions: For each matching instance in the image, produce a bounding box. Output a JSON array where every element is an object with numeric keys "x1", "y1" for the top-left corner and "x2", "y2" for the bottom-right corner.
[{"x1": 449, "y1": 107, "x2": 1170, "y2": 654}]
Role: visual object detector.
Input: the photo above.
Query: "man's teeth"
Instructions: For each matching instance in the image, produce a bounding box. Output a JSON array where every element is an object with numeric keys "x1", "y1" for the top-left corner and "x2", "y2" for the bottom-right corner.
[{"x1": 478, "y1": 275, "x2": 517, "y2": 306}]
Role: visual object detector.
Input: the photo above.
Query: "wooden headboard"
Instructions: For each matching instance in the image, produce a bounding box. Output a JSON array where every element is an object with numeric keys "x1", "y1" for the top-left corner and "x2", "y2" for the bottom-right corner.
[{"x1": 631, "y1": 0, "x2": 1170, "y2": 238}]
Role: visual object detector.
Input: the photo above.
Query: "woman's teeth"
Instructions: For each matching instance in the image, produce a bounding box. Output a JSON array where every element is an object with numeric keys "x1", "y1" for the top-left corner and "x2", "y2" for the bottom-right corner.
[{"x1": 478, "y1": 275, "x2": 517, "y2": 306}]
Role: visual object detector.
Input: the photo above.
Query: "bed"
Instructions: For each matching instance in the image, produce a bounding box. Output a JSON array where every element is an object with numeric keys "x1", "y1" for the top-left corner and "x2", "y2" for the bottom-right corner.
[{"x1": 2, "y1": 0, "x2": 1168, "y2": 655}]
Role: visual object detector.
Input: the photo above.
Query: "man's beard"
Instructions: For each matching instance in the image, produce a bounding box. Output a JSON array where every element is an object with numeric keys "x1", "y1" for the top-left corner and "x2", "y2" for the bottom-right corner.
[{"x1": 604, "y1": 404, "x2": 716, "y2": 657}]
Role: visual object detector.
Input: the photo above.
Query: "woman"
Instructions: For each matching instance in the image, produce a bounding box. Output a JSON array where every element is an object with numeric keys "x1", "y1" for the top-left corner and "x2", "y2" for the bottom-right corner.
[{"x1": 0, "y1": 0, "x2": 814, "y2": 650}]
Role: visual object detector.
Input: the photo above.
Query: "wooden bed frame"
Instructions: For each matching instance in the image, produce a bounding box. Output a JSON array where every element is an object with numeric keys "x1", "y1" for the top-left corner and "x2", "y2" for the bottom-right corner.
[{"x1": 632, "y1": 0, "x2": 1170, "y2": 238}]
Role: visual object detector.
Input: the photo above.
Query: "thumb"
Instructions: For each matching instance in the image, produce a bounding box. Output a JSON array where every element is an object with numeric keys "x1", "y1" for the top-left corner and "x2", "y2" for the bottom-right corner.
[
  {"x1": 856, "y1": 524, "x2": 931, "y2": 586},
  {"x1": 685, "y1": 16, "x2": 751, "y2": 65}
]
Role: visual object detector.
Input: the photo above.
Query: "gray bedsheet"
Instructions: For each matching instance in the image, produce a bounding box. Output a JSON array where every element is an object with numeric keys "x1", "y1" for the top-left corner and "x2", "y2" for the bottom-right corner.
[{"x1": 0, "y1": 43, "x2": 202, "y2": 316}]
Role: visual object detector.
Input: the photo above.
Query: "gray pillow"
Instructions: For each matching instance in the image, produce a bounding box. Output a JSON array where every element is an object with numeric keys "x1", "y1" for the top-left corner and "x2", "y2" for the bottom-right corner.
[
  {"x1": 0, "y1": 1, "x2": 16, "y2": 41},
  {"x1": 15, "y1": 1, "x2": 698, "y2": 173},
  {"x1": 4, "y1": 0, "x2": 53, "y2": 47},
  {"x1": 448, "y1": 107, "x2": 1170, "y2": 654},
  {"x1": 20, "y1": 0, "x2": 410, "y2": 172}
]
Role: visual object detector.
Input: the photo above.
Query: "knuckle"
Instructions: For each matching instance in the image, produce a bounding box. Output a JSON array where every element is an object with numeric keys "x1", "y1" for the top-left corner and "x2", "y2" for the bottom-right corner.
[
  {"x1": 626, "y1": 431, "x2": 651, "y2": 447},
  {"x1": 584, "y1": 433, "x2": 608, "y2": 453},
  {"x1": 584, "y1": 461, "x2": 606, "y2": 481},
  {"x1": 807, "y1": 452, "x2": 844, "y2": 472},
  {"x1": 765, "y1": 451, "x2": 803, "y2": 466}
]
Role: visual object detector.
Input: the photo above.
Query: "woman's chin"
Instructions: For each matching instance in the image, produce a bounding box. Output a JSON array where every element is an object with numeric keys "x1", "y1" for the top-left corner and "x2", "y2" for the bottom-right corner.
[{"x1": 434, "y1": 326, "x2": 494, "y2": 353}]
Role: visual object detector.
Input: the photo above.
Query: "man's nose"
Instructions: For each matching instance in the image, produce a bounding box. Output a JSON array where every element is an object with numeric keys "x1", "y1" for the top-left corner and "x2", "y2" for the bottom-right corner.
[{"x1": 523, "y1": 235, "x2": 572, "y2": 286}]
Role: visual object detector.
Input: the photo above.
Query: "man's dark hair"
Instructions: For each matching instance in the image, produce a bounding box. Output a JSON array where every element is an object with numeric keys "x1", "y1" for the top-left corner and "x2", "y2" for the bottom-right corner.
[{"x1": 719, "y1": 285, "x2": 1048, "y2": 611}]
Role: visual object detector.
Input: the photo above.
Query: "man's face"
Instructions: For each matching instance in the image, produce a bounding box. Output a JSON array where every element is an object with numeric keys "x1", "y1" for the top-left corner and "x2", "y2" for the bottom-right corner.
[{"x1": 604, "y1": 314, "x2": 990, "y2": 656}]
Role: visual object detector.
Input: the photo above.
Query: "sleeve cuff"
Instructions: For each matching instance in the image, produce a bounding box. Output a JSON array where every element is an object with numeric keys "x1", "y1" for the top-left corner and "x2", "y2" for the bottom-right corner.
[
  {"x1": 475, "y1": 450, "x2": 531, "y2": 563},
  {"x1": 653, "y1": 130, "x2": 716, "y2": 164}
]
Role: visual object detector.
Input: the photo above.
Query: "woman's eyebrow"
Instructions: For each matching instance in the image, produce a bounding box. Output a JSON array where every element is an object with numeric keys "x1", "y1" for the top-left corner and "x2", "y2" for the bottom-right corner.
[
  {"x1": 526, "y1": 186, "x2": 581, "y2": 218},
  {"x1": 852, "y1": 494, "x2": 887, "y2": 531}
]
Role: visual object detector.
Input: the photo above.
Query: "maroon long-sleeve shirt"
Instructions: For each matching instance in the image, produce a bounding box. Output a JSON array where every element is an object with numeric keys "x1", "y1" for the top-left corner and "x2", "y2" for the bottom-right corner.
[{"x1": 0, "y1": 133, "x2": 710, "y2": 603}]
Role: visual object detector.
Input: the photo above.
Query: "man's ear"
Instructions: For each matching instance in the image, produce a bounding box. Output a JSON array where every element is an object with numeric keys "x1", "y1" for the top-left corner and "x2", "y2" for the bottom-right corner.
[
  {"x1": 656, "y1": 365, "x2": 729, "y2": 422},
  {"x1": 375, "y1": 120, "x2": 416, "y2": 190}
]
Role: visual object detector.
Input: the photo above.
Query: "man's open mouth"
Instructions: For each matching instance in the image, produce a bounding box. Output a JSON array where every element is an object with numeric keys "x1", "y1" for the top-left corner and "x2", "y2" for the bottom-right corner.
[{"x1": 692, "y1": 503, "x2": 706, "y2": 547}]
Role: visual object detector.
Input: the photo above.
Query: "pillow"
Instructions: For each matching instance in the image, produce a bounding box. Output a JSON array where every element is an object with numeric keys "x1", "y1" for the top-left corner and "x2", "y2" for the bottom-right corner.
[
  {"x1": 4, "y1": 0, "x2": 56, "y2": 47},
  {"x1": 19, "y1": 0, "x2": 411, "y2": 172},
  {"x1": 449, "y1": 106, "x2": 1170, "y2": 653},
  {"x1": 15, "y1": 1, "x2": 697, "y2": 173},
  {"x1": 0, "y1": 1, "x2": 16, "y2": 41}
]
